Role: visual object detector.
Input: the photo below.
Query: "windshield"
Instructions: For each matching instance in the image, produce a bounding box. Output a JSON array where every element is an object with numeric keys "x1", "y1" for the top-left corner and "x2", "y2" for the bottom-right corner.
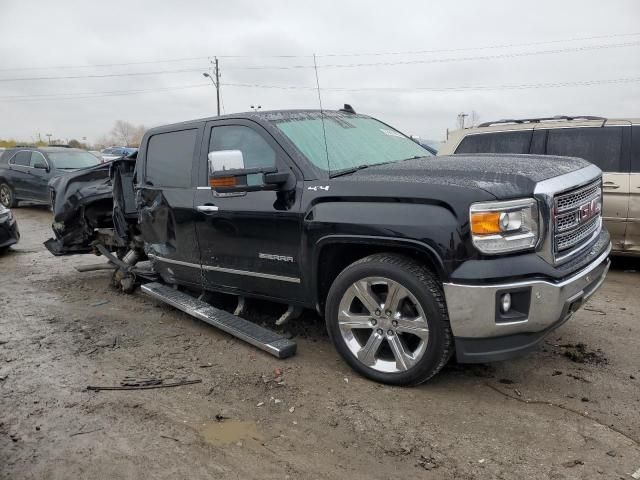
[
  {"x1": 48, "y1": 151, "x2": 100, "y2": 169},
  {"x1": 272, "y1": 112, "x2": 430, "y2": 173}
]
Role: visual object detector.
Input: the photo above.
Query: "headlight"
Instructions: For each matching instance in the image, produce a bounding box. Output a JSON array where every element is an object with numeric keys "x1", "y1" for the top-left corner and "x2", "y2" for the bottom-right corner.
[{"x1": 470, "y1": 198, "x2": 539, "y2": 254}]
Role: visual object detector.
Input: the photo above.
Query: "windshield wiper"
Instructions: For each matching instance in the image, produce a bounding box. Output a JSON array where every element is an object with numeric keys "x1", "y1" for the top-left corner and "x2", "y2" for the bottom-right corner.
[
  {"x1": 329, "y1": 164, "x2": 371, "y2": 178},
  {"x1": 329, "y1": 156, "x2": 425, "y2": 178}
]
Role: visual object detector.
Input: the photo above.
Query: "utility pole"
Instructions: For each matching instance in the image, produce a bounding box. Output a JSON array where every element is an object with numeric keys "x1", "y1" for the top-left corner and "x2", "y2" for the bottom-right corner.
[
  {"x1": 203, "y1": 57, "x2": 221, "y2": 116},
  {"x1": 46, "y1": 133, "x2": 52, "y2": 145},
  {"x1": 457, "y1": 112, "x2": 468, "y2": 130},
  {"x1": 214, "y1": 57, "x2": 220, "y2": 117}
]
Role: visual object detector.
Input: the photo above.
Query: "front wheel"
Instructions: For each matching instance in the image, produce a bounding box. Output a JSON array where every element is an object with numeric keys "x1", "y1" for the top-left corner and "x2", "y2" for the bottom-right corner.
[
  {"x1": 325, "y1": 254, "x2": 453, "y2": 386},
  {"x1": 0, "y1": 183, "x2": 17, "y2": 208}
]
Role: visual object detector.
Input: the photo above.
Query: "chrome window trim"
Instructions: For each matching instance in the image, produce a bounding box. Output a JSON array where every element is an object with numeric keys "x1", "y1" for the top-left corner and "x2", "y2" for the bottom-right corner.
[
  {"x1": 29, "y1": 151, "x2": 51, "y2": 170},
  {"x1": 533, "y1": 164, "x2": 602, "y2": 265},
  {"x1": 7, "y1": 149, "x2": 51, "y2": 170},
  {"x1": 148, "y1": 253, "x2": 301, "y2": 284},
  {"x1": 7, "y1": 149, "x2": 36, "y2": 168}
]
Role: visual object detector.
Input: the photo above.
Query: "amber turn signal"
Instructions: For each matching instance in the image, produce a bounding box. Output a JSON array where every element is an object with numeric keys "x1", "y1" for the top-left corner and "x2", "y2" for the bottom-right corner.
[
  {"x1": 470, "y1": 211, "x2": 501, "y2": 235},
  {"x1": 210, "y1": 176, "x2": 236, "y2": 187}
]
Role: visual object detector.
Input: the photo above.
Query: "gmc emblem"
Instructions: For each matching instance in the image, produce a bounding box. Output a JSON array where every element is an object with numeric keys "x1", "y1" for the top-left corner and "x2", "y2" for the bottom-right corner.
[{"x1": 579, "y1": 198, "x2": 601, "y2": 222}]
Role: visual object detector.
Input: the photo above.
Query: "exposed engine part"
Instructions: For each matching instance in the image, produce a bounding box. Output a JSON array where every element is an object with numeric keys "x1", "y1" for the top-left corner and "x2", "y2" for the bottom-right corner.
[{"x1": 122, "y1": 249, "x2": 140, "y2": 265}]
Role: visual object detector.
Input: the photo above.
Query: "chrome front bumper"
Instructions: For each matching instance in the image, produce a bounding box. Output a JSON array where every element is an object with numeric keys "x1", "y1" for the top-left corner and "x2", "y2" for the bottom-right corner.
[{"x1": 443, "y1": 243, "x2": 611, "y2": 345}]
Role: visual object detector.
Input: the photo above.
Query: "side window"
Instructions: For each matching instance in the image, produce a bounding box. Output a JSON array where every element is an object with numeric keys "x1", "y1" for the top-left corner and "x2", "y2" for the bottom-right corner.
[
  {"x1": 29, "y1": 152, "x2": 46, "y2": 167},
  {"x1": 145, "y1": 129, "x2": 197, "y2": 188},
  {"x1": 632, "y1": 125, "x2": 640, "y2": 173},
  {"x1": 546, "y1": 127, "x2": 623, "y2": 172},
  {"x1": 455, "y1": 130, "x2": 532, "y2": 154},
  {"x1": 209, "y1": 125, "x2": 276, "y2": 170},
  {"x1": 12, "y1": 151, "x2": 31, "y2": 166}
]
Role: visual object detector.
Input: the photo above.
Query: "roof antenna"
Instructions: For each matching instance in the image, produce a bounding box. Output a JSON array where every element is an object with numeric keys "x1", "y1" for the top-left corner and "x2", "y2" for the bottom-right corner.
[{"x1": 313, "y1": 53, "x2": 330, "y2": 175}]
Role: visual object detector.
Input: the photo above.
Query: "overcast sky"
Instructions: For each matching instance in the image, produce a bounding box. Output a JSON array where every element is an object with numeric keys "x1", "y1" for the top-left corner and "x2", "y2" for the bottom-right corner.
[{"x1": 0, "y1": 0, "x2": 638, "y2": 144}]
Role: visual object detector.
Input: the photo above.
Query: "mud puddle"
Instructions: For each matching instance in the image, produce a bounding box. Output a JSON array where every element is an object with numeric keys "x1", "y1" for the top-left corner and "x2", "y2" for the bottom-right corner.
[{"x1": 200, "y1": 420, "x2": 262, "y2": 445}]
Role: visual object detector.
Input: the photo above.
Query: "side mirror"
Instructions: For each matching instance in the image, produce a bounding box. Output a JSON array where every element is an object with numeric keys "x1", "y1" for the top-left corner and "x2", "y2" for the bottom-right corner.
[
  {"x1": 207, "y1": 150, "x2": 289, "y2": 192},
  {"x1": 33, "y1": 161, "x2": 48, "y2": 171},
  {"x1": 208, "y1": 150, "x2": 245, "y2": 174}
]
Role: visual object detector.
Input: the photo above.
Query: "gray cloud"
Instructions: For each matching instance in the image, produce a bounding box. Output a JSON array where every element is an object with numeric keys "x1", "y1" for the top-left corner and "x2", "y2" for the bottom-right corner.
[{"x1": 0, "y1": 0, "x2": 638, "y2": 144}]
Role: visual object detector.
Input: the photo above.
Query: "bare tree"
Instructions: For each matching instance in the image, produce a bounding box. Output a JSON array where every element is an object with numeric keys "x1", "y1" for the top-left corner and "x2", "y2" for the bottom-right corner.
[
  {"x1": 108, "y1": 121, "x2": 146, "y2": 147},
  {"x1": 110, "y1": 120, "x2": 135, "y2": 146}
]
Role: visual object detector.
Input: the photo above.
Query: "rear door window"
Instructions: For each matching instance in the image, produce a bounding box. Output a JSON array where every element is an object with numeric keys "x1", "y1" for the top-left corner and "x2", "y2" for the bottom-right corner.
[
  {"x1": 145, "y1": 129, "x2": 197, "y2": 188},
  {"x1": 12, "y1": 151, "x2": 31, "y2": 166},
  {"x1": 545, "y1": 127, "x2": 624, "y2": 172},
  {"x1": 455, "y1": 130, "x2": 533, "y2": 154}
]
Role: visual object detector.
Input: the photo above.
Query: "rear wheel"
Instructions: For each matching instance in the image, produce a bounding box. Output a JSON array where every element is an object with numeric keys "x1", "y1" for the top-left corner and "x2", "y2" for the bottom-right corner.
[
  {"x1": 0, "y1": 183, "x2": 17, "y2": 208},
  {"x1": 325, "y1": 253, "x2": 452, "y2": 386}
]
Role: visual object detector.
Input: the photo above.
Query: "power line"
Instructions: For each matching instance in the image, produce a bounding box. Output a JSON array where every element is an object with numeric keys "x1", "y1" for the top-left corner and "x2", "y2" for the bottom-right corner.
[
  {"x1": 0, "y1": 32, "x2": 638, "y2": 74},
  {"x1": 222, "y1": 77, "x2": 640, "y2": 92},
  {"x1": 0, "y1": 67, "x2": 206, "y2": 82},
  {"x1": 2, "y1": 77, "x2": 638, "y2": 103},
  {"x1": 222, "y1": 41, "x2": 640, "y2": 70},
  {"x1": 0, "y1": 83, "x2": 211, "y2": 102},
  {"x1": 1, "y1": 40, "x2": 636, "y2": 82},
  {"x1": 0, "y1": 56, "x2": 211, "y2": 73},
  {"x1": 315, "y1": 31, "x2": 640, "y2": 57}
]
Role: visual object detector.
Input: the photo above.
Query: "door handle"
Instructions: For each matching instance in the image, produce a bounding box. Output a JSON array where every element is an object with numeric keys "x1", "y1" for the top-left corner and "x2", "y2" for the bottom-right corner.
[
  {"x1": 602, "y1": 182, "x2": 620, "y2": 189},
  {"x1": 197, "y1": 205, "x2": 219, "y2": 213}
]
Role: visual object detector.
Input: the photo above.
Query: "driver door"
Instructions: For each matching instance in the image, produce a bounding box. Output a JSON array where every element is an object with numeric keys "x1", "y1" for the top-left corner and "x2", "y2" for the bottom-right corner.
[{"x1": 194, "y1": 119, "x2": 305, "y2": 302}]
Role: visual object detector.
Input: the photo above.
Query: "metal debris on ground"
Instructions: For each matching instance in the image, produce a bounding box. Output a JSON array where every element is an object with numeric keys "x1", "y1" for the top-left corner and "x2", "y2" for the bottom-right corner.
[{"x1": 87, "y1": 377, "x2": 202, "y2": 391}]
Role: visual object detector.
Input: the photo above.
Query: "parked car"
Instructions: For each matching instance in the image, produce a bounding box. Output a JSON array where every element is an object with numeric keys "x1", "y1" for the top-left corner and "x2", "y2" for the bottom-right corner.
[
  {"x1": 46, "y1": 108, "x2": 610, "y2": 385},
  {"x1": 0, "y1": 146, "x2": 100, "y2": 207},
  {"x1": 100, "y1": 147, "x2": 138, "y2": 162},
  {"x1": 440, "y1": 116, "x2": 640, "y2": 256},
  {"x1": 0, "y1": 204, "x2": 19, "y2": 252}
]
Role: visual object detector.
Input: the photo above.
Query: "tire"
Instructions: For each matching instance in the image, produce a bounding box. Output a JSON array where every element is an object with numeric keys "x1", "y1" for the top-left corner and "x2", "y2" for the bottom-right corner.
[
  {"x1": 325, "y1": 253, "x2": 453, "y2": 386},
  {"x1": 0, "y1": 183, "x2": 17, "y2": 208}
]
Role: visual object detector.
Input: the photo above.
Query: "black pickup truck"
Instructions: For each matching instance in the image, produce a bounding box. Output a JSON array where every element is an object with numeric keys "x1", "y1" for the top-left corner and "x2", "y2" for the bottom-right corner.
[{"x1": 46, "y1": 108, "x2": 611, "y2": 385}]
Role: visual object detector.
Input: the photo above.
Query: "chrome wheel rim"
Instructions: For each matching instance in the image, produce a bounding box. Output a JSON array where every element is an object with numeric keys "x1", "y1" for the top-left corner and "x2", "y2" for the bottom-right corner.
[
  {"x1": 0, "y1": 186, "x2": 10, "y2": 207},
  {"x1": 338, "y1": 276, "x2": 429, "y2": 373}
]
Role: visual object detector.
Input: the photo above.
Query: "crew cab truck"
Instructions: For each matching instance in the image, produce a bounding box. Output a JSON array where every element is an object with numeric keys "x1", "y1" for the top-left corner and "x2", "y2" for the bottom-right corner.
[{"x1": 46, "y1": 109, "x2": 611, "y2": 386}]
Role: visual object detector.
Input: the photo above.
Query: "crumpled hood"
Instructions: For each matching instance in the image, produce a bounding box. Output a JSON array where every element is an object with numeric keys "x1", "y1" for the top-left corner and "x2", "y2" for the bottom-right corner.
[{"x1": 346, "y1": 153, "x2": 592, "y2": 199}]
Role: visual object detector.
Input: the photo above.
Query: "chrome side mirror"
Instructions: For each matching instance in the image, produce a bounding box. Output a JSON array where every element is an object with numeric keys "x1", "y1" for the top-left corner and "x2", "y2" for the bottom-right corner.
[{"x1": 207, "y1": 150, "x2": 245, "y2": 175}]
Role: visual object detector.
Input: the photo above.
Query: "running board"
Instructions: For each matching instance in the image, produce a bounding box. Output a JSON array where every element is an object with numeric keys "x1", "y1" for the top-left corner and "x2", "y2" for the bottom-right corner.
[{"x1": 141, "y1": 282, "x2": 297, "y2": 359}]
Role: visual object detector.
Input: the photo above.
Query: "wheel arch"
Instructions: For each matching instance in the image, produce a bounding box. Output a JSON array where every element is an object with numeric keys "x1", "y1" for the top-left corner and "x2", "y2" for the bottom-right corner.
[{"x1": 312, "y1": 235, "x2": 447, "y2": 315}]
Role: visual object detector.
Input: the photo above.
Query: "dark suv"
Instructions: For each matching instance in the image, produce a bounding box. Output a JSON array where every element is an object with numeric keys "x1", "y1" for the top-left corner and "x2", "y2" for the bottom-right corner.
[
  {"x1": 46, "y1": 109, "x2": 611, "y2": 385},
  {"x1": 0, "y1": 146, "x2": 99, "y2": 207}
]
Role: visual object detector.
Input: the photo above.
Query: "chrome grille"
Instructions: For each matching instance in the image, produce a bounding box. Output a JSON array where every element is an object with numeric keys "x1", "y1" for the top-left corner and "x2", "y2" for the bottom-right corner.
[
  {"x1": 553, "y1": 179, "x2": 602, "y2": 261},
  {"x1": 555, "y1": 210, "x2": 579, "y2": 232},
  {"x1": 555, "y1": 182, "x2": 600, "y2": 213},
  {"x1": 556, "y1": 216, "x2": 601, "y2": 251}
]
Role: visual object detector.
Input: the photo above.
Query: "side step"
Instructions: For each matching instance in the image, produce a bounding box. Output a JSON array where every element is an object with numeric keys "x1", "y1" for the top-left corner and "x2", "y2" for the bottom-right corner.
[{"x1": 141, "y1": 282, "x2": 297, "y2": 359}]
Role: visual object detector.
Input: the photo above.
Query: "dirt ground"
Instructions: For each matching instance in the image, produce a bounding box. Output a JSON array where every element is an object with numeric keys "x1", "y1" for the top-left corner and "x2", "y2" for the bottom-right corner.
[{"x1": 1, "y1": 207, "x2": 639, "y2": 480}]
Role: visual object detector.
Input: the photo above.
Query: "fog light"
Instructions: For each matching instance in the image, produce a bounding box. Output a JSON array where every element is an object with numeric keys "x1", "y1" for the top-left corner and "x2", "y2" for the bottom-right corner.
[{"x1": 500, "y1": 293, "x2": 512, "y2": 313}]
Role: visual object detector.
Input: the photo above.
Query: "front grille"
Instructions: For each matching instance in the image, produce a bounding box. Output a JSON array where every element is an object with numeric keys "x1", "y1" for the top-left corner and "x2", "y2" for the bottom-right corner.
[
  {"x1": 553, "y1": 179, "x2": 602, "y2": 261},
  {"x1": 555, "y1": 182, "x2": 600, "y2": 213}
]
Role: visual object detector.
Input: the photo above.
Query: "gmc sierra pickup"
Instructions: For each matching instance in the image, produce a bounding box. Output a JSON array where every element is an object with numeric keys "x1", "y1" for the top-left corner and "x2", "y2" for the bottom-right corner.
[{"x1": 46, "y1": 108, "x2": 611, "y2": 385}]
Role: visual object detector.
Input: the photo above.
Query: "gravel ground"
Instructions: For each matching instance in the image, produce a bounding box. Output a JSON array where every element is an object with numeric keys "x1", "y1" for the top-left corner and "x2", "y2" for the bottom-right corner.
[{"x1": 1, "y1": 207, "x2": 639, "y2": 480}]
